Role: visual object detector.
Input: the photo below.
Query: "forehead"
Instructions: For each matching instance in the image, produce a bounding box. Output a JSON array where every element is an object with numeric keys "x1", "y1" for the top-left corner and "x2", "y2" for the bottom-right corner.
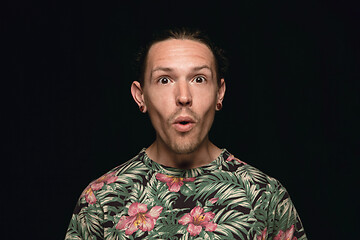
[{"x1": 146, "y1": 39, "x2": 215, "y2": 71}]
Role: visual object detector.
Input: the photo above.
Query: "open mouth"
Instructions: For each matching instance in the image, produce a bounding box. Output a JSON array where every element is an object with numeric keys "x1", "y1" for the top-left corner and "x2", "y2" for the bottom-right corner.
[{"x1": 173, "y1": 116, "x2": 196, "y2": 132}]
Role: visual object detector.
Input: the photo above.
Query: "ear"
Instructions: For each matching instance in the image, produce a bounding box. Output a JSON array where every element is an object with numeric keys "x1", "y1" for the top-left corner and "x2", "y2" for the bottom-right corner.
[
  {"x1": 131, "y1": 81, "x2": 147, "y2": 112},
  {"x1": 217, "y1": 78, "x2": 226, "y2": 104}
]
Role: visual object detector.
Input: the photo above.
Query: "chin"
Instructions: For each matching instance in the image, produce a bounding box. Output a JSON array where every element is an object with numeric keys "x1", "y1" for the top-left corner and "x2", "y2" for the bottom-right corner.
[{"x1": 169, "y1": 139, "x2": 201, "y2": 155}]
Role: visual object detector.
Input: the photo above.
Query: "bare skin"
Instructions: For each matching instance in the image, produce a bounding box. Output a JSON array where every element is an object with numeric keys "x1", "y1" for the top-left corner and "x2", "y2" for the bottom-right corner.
[{"x1": 131, "y1": 39, "x2": 226, "y2": 169}]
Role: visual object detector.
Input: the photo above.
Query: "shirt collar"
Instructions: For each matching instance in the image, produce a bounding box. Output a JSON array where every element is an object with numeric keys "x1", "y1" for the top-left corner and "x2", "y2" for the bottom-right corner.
[{"x1": 139, "y1": 148, "x2": 230, "y2": 178}]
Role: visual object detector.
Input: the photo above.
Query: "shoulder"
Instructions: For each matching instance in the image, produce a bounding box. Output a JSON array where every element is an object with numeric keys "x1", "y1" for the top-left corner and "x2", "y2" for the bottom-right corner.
[
  {"x1": 78, "y1": 150, "x2": 149, "y2": 205},
  {"x1": 223, "y1": 156, "x2": 307, "y2": 239},
  {"x1": 221, "y1": 151, "x2": 287, "y2": 195}
]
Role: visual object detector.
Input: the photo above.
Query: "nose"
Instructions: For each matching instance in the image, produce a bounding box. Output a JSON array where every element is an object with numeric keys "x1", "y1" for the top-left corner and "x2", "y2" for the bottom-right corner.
[{"x1": 175, "y1": 80, "x2": 192, "y2": 107}]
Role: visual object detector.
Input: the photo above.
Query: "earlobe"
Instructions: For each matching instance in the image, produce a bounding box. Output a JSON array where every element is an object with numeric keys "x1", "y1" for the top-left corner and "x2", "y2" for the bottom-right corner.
[{"x1": 131, "y1": 81, "x2": 147, "y2": 112}]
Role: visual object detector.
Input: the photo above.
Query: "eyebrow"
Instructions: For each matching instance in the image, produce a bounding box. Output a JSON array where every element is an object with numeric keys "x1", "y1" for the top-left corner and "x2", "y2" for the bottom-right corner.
[
  {"x1": 151, "y1": 65, "x2": 213, "y2": 75},
  {"x1": 151, "y1": 67, "x2": 173, "y2": 73}
]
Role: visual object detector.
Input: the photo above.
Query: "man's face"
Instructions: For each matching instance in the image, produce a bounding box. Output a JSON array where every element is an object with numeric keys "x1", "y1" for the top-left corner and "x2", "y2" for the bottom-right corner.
[{"x1": 135, "y1": 39, "x2": 225, "y2": 154}]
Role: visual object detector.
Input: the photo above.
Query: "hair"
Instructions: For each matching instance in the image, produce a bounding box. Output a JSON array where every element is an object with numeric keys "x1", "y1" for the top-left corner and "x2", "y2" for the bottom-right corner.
[{"x1": 134, "y1": 27, "x2": 228, "y2": 87}]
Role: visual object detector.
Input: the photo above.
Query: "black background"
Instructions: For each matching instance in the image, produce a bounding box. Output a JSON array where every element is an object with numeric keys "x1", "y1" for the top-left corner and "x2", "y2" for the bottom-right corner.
[{"x1": 6, "y1": 1, "x2": 359, "y2": 239}]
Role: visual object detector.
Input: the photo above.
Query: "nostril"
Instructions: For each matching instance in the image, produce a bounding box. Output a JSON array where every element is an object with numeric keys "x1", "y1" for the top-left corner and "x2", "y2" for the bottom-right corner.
[
  {"x1": 178, "y1": 99, "x2": 191, "y2": 106},
  {"x1": 177, "y1": 94, "x2": 192, "y2": 107}
]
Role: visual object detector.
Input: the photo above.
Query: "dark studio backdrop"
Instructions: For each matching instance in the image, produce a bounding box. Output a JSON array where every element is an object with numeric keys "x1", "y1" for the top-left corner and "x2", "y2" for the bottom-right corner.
[{"x1": 6, "y1": 1, "x2": 359, "y2": 239}]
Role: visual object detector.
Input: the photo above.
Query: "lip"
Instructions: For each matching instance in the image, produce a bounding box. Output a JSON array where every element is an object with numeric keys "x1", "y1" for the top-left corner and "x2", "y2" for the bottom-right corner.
[{"x1": 172, "y1": 116, "x2": 196, "y2": 133}]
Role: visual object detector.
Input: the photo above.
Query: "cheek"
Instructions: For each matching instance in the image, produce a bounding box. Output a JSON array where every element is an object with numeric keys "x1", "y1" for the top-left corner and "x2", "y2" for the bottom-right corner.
[
  {"x1": 193, "y1": 94, "x2": 217, "y2": 129},
  {"x1": 194, "y1": 89, "x2": 217, "y2": 113},
  {"x1": 144, "y1": 92, "x2": 173, "y2": 125},
  {"x1": 145, "y1": 87, "x2": 172, "y2": 107},
  {"x1": 201, "y1": 106, "x2": 216, "y2": 127}
]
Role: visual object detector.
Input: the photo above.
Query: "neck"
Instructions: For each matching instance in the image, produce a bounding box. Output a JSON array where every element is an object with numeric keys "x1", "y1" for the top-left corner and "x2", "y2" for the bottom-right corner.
[{"x1": 145, "y1": 137, "x2": 222, "y2": 169}]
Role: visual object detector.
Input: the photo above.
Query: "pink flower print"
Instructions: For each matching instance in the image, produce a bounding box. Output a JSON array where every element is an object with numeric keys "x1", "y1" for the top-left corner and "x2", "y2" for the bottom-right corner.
[
  {"x1": 208, "y1": 198, "x2": 218, "y2": 204},
  {"x1": 226, "y1": 155, "x2": 247, "y2": 165},
  {"x1": 90, "y1": 172, "x2": 118, "y2": 190},
  {"x1": 257, "y1": 227, "x2": 268, "y2": 240},
  {"x1": 274, "y1": 225, "x2": 297, "y2": 240},
  {"x1": 179, "y1": 206, "x2": 217, "y2": 236},
  {"x1": 81, "y1": 171, "x2": 118, "y2": 204},
  {"x1": 116, "y1": 202, "x2": 163, "y2": 235},
  {"x1": 156, "y1": 173, "x2": 195, "y2": 192},
  {"x1": 82, "y1": 187, "x2": 97, "y2": 204}
]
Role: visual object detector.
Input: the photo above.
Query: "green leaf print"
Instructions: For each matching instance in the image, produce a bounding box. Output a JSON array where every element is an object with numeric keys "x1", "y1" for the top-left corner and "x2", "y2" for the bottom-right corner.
[
  {"x1": 181, "y1": 182, "x2": 196, "y2": 197},
  {"x1": 127, "y1": 182, "x2": 147, "y2": 204},
  {"x1": 236, "y1": 164, "x2": 268, "y2": 184},
  {"x1": 151, "y1": 223, "x2": 186, "y2": 239},
  {"x1": 77, "y1": 203, "x2": 103, "y2": 239},
  {"x1": 214, "y1": 209, "x2": 253, "y2": 240},
  {"x1": 146, "y1": 173, "x2": 180, "y2": 209},
  {"x1": 195, "y1": 171, "x2": 255, "y2": 209},
  {"x1": 115, "y1": 159, "x2": 148, "y2": 185},
  {"x1": 65, "y1": 149, "x2": 307, "y2": 240}
]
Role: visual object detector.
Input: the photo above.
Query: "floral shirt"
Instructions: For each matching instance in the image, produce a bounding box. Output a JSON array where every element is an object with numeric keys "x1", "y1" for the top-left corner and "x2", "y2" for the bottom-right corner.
[{"x1": 65, "y1": 149, "x2": 307, "y2": 240}]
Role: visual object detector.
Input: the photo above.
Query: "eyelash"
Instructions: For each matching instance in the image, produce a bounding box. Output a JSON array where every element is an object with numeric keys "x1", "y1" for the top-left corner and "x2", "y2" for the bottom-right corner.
[
  {"x1": 193, "y1": 76, "x2": 206, "y2": 83},
  {"x1": 157, "y1": 76, "x2": 171, "y2": 84},
  {"x1": 157, "y1": 76, "x2": 207, "y2": 84}
]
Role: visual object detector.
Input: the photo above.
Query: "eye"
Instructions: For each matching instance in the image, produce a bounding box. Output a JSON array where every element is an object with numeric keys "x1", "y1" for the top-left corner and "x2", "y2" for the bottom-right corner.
[
  {"x1": 193, "y1": 76, "x2": 206, "y2": 83},
  {"x1": 158, "y1": 77, "x2": 171, "y2": 85}
]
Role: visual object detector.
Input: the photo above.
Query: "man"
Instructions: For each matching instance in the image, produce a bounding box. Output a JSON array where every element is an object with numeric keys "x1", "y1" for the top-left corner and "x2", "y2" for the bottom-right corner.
[{"x1": 65, "y1": 28, "x2": 307, "y2": 239}]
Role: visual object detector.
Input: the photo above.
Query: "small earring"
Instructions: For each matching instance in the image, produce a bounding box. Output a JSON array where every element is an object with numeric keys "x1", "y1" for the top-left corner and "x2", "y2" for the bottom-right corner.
[
  {"x1": 216, "y1": 103, "x2": 222, "y2": 110},
  {"x1": 139, "y1": 106, "x2": 144, "y2": 112}
]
